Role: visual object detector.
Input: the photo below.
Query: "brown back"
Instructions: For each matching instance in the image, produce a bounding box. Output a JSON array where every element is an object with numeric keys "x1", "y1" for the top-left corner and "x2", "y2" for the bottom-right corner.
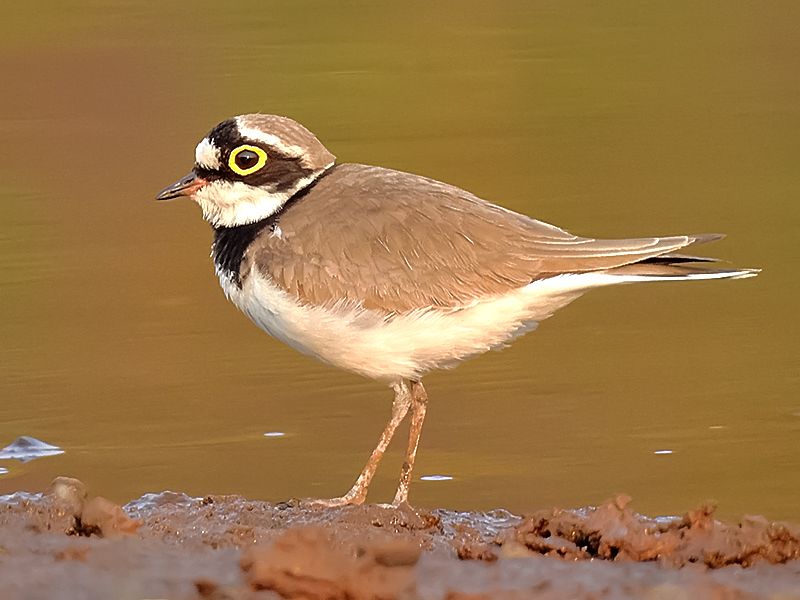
[{"x1": 246, "y1": 164, "x2": 703, "y2": 314}]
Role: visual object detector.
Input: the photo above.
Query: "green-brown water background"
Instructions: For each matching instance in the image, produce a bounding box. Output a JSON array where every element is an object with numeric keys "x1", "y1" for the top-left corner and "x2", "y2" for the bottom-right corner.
[{"x1": 1, "y1": 1, "x2": 797, "y2": 519}]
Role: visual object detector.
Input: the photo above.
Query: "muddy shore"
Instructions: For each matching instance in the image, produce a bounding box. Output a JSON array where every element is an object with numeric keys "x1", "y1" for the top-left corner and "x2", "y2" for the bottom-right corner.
[{"x1": 1, "y1": 478, "x2": 799, "y2": 600}]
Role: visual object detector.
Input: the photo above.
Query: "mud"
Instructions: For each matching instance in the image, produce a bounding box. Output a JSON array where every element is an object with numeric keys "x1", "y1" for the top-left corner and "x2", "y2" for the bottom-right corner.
[{"x1": 0, "y1": 479, "x2": 799, "y2": 599}]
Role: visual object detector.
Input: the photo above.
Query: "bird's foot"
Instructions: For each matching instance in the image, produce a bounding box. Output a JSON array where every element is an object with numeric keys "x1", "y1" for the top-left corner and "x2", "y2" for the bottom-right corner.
[{"x1": 307, "y1": 491, "x2": 367, "y2": 508}]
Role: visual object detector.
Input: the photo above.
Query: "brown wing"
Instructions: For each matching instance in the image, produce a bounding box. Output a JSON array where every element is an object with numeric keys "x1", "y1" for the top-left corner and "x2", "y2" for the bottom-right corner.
[{"x1": 249, "y1": 164, "x2": 712, "y2": 314}]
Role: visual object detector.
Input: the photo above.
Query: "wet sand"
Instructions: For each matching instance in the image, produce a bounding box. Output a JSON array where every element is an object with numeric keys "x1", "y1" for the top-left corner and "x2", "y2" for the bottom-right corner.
[{"x1": 1, "y1": 478, "x2": 799, "y2": 600}]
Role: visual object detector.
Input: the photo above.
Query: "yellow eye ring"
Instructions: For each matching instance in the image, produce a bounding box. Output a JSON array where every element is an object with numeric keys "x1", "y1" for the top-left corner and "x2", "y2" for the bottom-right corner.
[{"x1": 228, "y1": 144, "x2": 268, "y2": 176}]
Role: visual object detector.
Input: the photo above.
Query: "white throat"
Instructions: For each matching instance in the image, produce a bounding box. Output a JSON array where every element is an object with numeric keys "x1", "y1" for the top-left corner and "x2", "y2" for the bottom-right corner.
[{"x1": 193, "y1": 167, "x2": 329, "y2": 228}]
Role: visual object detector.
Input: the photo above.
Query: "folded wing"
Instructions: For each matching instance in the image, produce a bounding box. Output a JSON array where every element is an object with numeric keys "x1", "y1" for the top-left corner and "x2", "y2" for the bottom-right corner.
[{"x1": 252, "y1": 164, "x2": 755, "y2": 314}]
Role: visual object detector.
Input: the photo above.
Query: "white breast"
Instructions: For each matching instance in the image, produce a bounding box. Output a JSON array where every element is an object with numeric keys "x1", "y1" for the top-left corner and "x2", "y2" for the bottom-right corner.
[{"x1": 216, "y1": 266, "x2": 619, "y2": 382}]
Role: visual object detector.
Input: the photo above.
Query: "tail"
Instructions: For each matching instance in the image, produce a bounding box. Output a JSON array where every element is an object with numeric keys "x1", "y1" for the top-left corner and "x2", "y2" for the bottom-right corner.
[
  {"x1": 601, "y1": 234, "x2": 759, "y2": 282},
  {"x1": 520, "y1": 233, "x2": 758, "y2": 323},
  {"x1": 603, "y1": 262, "x2": 759, "y2": 282}
]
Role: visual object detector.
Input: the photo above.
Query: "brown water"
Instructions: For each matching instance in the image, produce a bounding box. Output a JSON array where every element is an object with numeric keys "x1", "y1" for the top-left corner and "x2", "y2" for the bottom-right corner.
[{"x1": 1, "y1": 1, "x2": 798, "y2": 519}]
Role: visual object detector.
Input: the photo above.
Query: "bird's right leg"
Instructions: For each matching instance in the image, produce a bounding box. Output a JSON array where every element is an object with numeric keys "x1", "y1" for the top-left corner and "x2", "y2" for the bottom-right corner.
[{"x1": 312, "y1": 380, "x2": 412, "y2": 507}]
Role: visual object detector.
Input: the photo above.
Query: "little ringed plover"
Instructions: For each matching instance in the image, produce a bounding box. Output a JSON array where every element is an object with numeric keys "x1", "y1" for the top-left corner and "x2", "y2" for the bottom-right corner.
[{"x1": 156, "y1": 114, "x2": 758, "y2": 507}]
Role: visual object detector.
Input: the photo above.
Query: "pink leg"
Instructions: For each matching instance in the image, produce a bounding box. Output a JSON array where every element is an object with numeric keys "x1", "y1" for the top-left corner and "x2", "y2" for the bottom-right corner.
[
  {"x1": 313, "y1": 381, "x2": 412, "y2": 507},
  {"x1": 392, "y1": 380, "x2": 428, "y2": 506}
]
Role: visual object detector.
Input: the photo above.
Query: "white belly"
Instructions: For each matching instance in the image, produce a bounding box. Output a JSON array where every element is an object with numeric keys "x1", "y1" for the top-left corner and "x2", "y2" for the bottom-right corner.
[{"x1": 218, "y1": 268, "x2": 604, "y2": 382}]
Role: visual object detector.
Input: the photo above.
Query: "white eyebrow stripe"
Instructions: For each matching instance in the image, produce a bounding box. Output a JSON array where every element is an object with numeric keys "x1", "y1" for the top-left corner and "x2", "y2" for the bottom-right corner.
[
  {"x1": 195, "y1": 137, "x2": 221, "y2": 169},
  {"x1": 234, "y1": 117, "x2": 306, "y2": 159}
]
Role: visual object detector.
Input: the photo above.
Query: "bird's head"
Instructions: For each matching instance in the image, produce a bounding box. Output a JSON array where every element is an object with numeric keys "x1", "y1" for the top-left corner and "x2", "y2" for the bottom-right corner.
[{"x1": 156, "y1": 114, "x2": 335, "y2": 228}]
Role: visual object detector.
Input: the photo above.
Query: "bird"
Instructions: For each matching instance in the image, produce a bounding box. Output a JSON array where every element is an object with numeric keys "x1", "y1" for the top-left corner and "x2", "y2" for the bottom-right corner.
[{"x1": 156, "y1": 114, "x2": 758, "y2": 507}]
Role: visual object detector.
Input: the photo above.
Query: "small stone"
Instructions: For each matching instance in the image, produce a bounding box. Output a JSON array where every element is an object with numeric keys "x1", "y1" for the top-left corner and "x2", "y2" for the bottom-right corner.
[
  {"x1": 47, "y1": 477, "x2": 88, "y2": 515},
  {"x1": 79, "y1": 496, "x2": 140, "y2": 537}
]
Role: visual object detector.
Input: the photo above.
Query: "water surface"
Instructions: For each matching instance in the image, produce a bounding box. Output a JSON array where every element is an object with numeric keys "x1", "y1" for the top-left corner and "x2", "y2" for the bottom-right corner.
[{"x1": 1, "y1": 1, "x2": 798, "y2": 519}]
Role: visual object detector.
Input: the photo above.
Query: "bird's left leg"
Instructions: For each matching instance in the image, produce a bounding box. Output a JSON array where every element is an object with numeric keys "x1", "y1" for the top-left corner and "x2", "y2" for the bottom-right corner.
[
  {"x1": 312, "y1": 380, "x2": 412, "y2": 507},
  {"x1": 392, "y1": 379, "x2": 428, "y2": 507}
]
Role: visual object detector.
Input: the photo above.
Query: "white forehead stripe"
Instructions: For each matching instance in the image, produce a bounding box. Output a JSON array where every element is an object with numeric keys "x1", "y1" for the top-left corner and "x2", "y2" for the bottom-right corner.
[
  {"x1": 195, "y1": 137, "x2": 221, "y2": 170},
  {"x1": 235, "y1": 117, "x2": 305, "y2": 159}
]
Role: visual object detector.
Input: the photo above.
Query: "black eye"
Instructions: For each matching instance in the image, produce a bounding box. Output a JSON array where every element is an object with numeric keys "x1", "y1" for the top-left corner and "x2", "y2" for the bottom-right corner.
[{"x1": 235, "y1": 150, "x2": 259, "y2": 170}]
